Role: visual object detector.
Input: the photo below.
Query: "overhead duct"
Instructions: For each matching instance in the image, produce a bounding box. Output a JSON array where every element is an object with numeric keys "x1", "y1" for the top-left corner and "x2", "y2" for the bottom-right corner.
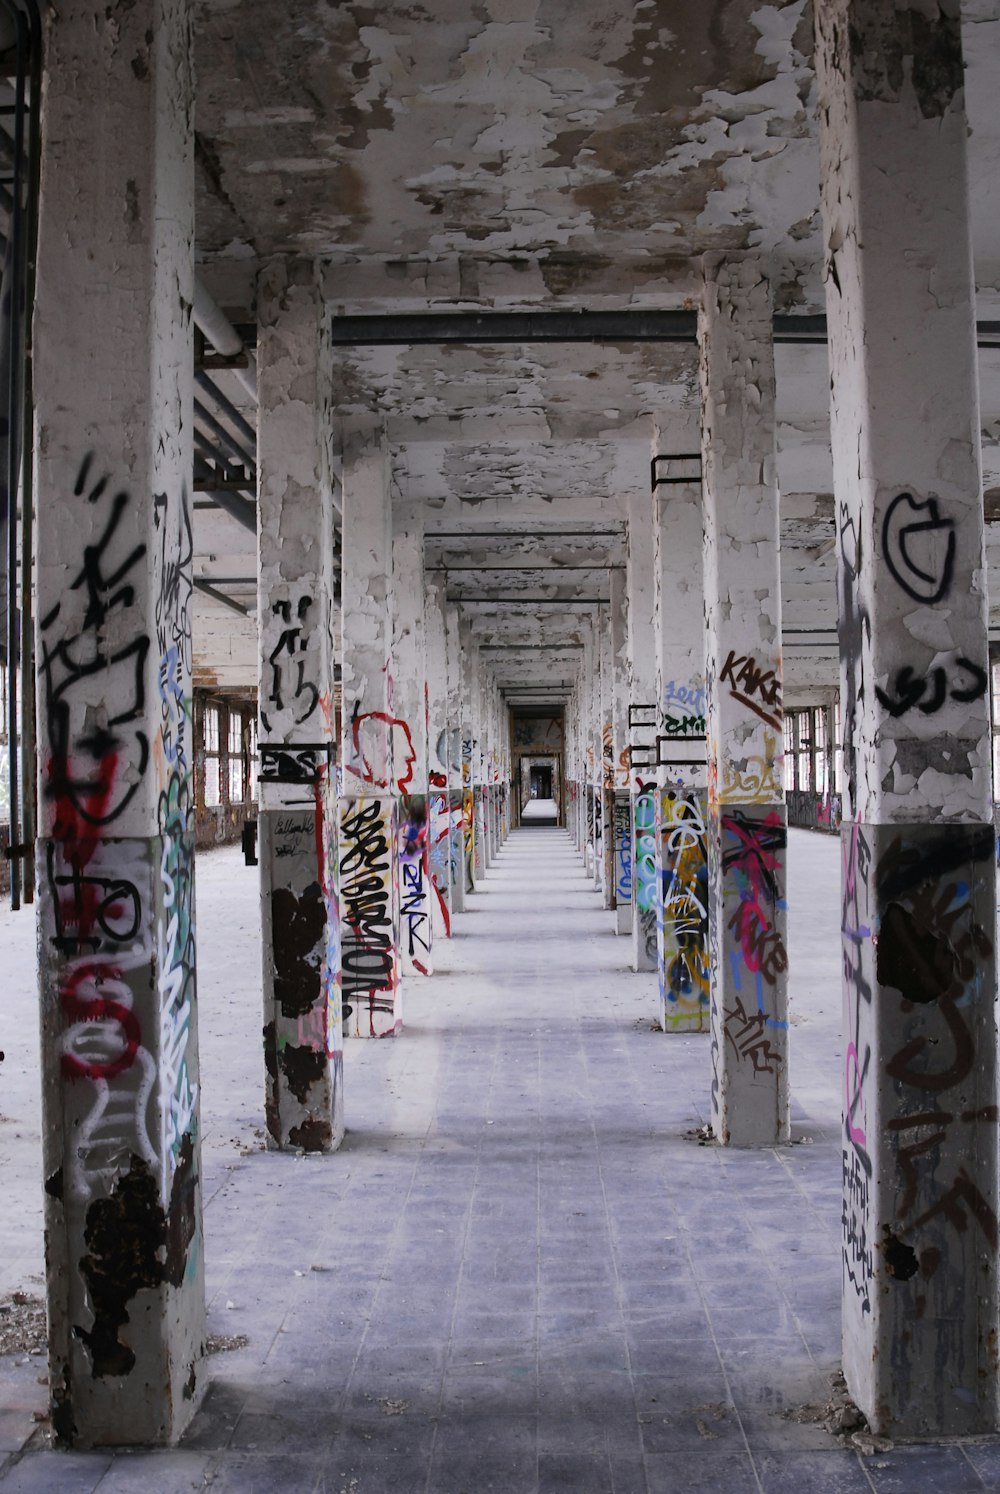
[{"x1": 193, "y1": 277, "x2": 257, "y2": 401}]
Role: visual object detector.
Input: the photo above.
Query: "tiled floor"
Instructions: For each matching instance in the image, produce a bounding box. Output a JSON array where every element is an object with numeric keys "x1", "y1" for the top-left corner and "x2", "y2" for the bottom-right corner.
[{"x1": 1, "y1": 820, "x2": 999, "y2": 1491}]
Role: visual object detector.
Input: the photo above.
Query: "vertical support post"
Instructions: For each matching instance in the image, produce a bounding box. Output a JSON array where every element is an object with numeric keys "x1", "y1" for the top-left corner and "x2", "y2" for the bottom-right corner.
[
  {"x1": 700, "y1": 254, "x2": 789, "y2": 1147},
  {"x1": 653, "y1": 447, "x2": 709, "y2": 1034},
  {"x1": 339, "y1": 429, "x2": 401, "y2": 1038},
  {"x1": 626, "y1": 487, "x2": 658, "y2": 972},
  {"x1": 445, "y1": 603, "x2": 466, "y2": 914},
  {"x1": 610, "y1": 567, "x2": 632, "y2": 935},
  {"x1": 257, "y1": 259, "x2": 341, "y2": 1151},
  {"x1": 459, "y1": 620, "x2": 478, "y2": 894},
  {"x1": 426, "y1": 576, "x2": 452, "y2": 936},
  {"x1": 34, "y1": 0, "x2": 205, "y2": 1444},
  {"x1": 470, "y1": 639, "x2": 487, "y2": 884},
  {"x1": 816, "y1": 0, "x2": 999, "y2": 1437},
  {"x1": 392, "y1": 497, "x2": 432, "y2": 976},
  {"x1": 599, "y1": 602, "x2": 615, "y2": 907}
]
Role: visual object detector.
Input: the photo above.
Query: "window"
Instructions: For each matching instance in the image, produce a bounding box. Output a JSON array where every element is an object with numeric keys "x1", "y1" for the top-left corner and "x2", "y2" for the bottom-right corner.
[
  {"x1": 783, "y1": 716, "x2": 795, "y2": 792},
  {"x1": 248, "y1": 715, "x2": 259, "y2": 803},
  {"x1": 814, "y1": 707, "x2": 829, "y2": 798},
  {"x1": 204, "y1": 704, "x2": 221, "y2": 808},
  {"x1": 797, "y1": 713, "x2": 812, "y2": 794},
  {"x1": 228, "y1": 710, "x2": 244, "y2": 803}
]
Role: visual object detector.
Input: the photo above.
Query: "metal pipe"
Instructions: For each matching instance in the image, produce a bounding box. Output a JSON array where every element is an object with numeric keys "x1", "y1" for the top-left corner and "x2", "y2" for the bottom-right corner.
[{"x1": 193, "y1": 277, "x2": 257, "y2": 400}]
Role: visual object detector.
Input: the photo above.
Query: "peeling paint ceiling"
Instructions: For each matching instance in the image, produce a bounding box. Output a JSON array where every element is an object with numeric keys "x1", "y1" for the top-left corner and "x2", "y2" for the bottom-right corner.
[{"x1": 191, "y1": 0, "x2": 1000, "y2": 703}]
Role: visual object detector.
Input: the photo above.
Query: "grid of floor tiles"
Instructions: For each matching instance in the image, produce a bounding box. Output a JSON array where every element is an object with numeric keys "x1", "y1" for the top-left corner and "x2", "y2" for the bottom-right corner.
[{"x1": 3, "y1": 826, "x2": 1000, "y2": 1491}]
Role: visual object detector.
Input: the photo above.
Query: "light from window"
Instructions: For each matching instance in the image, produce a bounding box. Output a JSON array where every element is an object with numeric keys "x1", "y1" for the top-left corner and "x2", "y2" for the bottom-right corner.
[
  {"x1": 204, "y1": 705, "x2": 221, "y2": 807},
  {"x1": 248, "y1": 716, "x2": 259, "y2": 803},
  {"x1": 228, "y1": 711, "x2": 244, "y2": 803},
  {"x1": 783, "y1": 717, "x2": 795, "y2": 791}
]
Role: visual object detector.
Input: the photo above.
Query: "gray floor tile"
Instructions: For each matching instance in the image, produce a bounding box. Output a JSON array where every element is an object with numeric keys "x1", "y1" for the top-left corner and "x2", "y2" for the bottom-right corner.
[
  {"x1": 756, "y1": 1449, "x2": 875, "y2": 1493},
  {"x1": 864, "y1": 1445, "x2": 987, "y2": 1492},
  {"x1": 0, "y1": 1452, "x2": 111, "y2": 1493},
  {"x1": 644, "y1": 1448, "x2": 760, "y2": 1494},
  {"x1": 537, "y1": 1450, "x2": 615, "y2": 1492}
]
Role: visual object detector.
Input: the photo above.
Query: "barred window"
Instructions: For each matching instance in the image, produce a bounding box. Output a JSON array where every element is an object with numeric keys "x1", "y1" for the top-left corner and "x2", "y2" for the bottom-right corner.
[
  {"x1": 228, "y1": 710, "x2": 244, "y2": 803},
  {"x1": 204, "y1": 704, "x2": 221, "y2": 808}
]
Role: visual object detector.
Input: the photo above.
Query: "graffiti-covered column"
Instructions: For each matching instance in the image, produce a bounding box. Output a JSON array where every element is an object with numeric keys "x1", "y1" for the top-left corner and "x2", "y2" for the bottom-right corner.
[
  {"x1": 653, "y1": 448, "x2": 709, "y2": 1034},
  {"x1": 34, "y1": 0, "x2": 204, "y2": 1444},
  {"x1": 626, "y1": 487, "x2": 658, "y2": 972},
  {"x1": 481, "y1": 672, "x2": 495, "y2": 867},
  {"x1": 339, "y1": 428, "x2": 401, "y2": 1038},
  {"x1": 445, "y1": 603, "x2": 466, "y2": 913},
  {"x1": 816, "y1": 0, "x2": 998, "y2": 1438},
  {"x1": 609, "y1": 568, "x2": 632, "y2": 934},
  {"x1": 599, "y1": 602, "x2": 615, "y2": 907},
  {"x1": 471, "y1": 642, "x2": 488, "y2": 881},
  {"x1": 426, "y1": 577, "x2": 452, "y2": 936},
  {"x1": 699, "y1": 255, "x2": 789, "y2": 1147},
  {"x1": 459, "y1": 618, "x2": 479, "y2": 892},
  {"x1": 392, "y1": 497, "x2": 432, "y2": 976},
  {"x1": 257, "y1": 260, "x2": 341, "y2": 1152},
  {"x1": 591, "y1": 613, "x2": 606, "y2": 892}
]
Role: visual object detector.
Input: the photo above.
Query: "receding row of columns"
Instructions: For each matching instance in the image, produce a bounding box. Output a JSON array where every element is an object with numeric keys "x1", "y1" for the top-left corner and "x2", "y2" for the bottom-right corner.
[{"x1": 30, "y1": 0, "x2": 1000, "y2": 1450}]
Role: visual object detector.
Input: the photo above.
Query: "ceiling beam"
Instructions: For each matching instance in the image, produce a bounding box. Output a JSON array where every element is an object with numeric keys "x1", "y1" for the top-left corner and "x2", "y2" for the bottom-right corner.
[{"x1": 329, "y1": 309, "x2": 1000, "y2": 349}]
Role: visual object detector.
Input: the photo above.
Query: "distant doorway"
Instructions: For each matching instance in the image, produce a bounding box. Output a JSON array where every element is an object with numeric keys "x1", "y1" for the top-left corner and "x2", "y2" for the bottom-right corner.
[{"x1": 529, "y1": 765, "x2": 553, "y2": 800}]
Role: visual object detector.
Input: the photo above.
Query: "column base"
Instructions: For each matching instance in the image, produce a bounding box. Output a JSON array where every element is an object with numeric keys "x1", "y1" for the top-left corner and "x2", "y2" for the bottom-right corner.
[
  {"x1": 842, "y1": 818, "x2": 999, "y2": 1438},
  {"x1": 632, "y1": 787, "x2": 657, "y2": 972},
  {"x1": 340, "y1": 796, "x2": 402, "y2": 1038},
  {"x1": 708, "y1": 801, "x2": 789, "y2": 1146},
  {"x1": 39, "y1": 830, "x2": 206, "y2": 1447},
  {"x1": 261, "y1": 809, "x2": 343, "y2": 1149},
  {"x1": 656, "y1": 786, "x2": 710, "y2": 1033}
]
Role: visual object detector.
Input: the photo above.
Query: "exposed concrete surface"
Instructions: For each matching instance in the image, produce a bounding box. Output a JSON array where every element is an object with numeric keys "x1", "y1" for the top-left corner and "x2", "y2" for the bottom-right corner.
[{"x1": 3, "y1": 830, "x2": 1000, "y2": 1485}]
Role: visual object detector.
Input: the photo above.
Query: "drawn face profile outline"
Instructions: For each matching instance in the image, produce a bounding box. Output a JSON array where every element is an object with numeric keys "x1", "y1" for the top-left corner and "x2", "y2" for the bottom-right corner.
[{"x1": 346, "y1": 709, "x2": 417, "y2": 796}]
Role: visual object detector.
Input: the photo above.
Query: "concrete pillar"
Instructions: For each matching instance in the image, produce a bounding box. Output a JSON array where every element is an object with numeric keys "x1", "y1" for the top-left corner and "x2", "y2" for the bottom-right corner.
[
  {"x1": 591, "y1": 616, "x2": 606, "y2": 893},
  {"x1": 459, "y1": 620, "x2": 479, "y2": 893},
  {"x1": 339, "y1": 430, "x2": 401, "y2": 1038},
  {"x1": 599, "y1": 603, "x2": 615, "y2": 909},
  {"x1": 816, "y1": 0, "x2": 998, "y2": 1438},
  {"x1": 257, "y1": 260, "x2": 341, "y2": 1151},
  {"x1": 574, "y1": 682, "x2": 587, "y2": 852},
  {"x1": 426, "y1": 577, "x2": 452, "y2": 936},
  {"x1": 700, "y1": 255, "x2": 789, "y2": 1147},
  {"x1": 445, "y1": 603, "x2": 466, "y2": 914},
  {"x1": 626, "y1": 488, "x2": 659, "y2": 972},
  {"x1": 34, "y1": 0, "x2": 204, "y2": 1444},
  {"x1": 482, "y1": 675, "x2": 494, "y2": 867},
  {"x1": 653, "y1": 447, "x2": 709, "y2": 1034},
  {"x1": 470, "y1": 643, "x2": 487, "y2": 883},
  {"x1": 392, "y1": 497, "x2": 432, "y2": 976},
  {"x1": 610, "y1": 568, "x2": 633, "y2": 935},
  {"x1": 581, "y1": 630, "x2": 596, "y2": 880}
]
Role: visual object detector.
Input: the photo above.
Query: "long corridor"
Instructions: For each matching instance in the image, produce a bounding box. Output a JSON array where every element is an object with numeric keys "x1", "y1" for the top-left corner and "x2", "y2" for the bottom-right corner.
[{"x1": 2, "y1": 824, "x2": 997, "y2": 1491}]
